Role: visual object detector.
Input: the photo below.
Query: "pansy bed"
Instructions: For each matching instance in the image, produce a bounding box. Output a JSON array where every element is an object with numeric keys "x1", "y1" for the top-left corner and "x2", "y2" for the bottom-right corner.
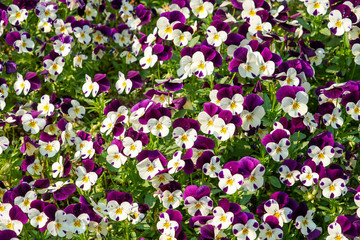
[{"x1": 1, "y1": 0, "x2": 360, "y2": 239}]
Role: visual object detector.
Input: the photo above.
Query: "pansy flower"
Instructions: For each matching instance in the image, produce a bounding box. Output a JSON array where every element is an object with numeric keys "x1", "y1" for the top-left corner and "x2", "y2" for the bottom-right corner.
[
  {"x1": 172, "y1": 23, "x2": 193, "y2": 47},
  {"x1": 35, "y1": 3, "x2": 58, "y2": 22},
  {"x1": 159, "y1": 181, "x2": 183, "y2": 209},
  {"x1": 47, "y1": 210, "x2": 67, "y2": 237},
  {"x1": 72, "y1": 20, "x2": 92, "y2": 44},
  {"x1": 307, "y1": 131, "x2": 335, "y2": 167},
  {"x1": 48, "y1": 180, "x2": 76, "y2": 201},
  {"x1": 276, "y1": 85, "x2": 308, "y2": 118},
  {"x1": 198, "y1": 103, "x2": 220, "y2": 135},
  {"x1": 202, "y1": 156, "x2": 222, "y2": 178},
  {"x1": 279, "y1": 159, "x2": 302, "y2": 186},
  {"x1": 21, "y1": 112, "x2": 46, "y2": 134},
  {"x1": 7, "y1": 4, "x2": 28, "y2": 25},
  {"x1": 14, "y1": 73, "x2": 30, "y2": 96},
  {"x1": 184, "y1": 185, "x2": 213, "y2": 216},
  {"x1": 206, "y1": 20, "x2": 230, "y2": 47},
  {"x1": 304, "y1": 0, "x2": 329, "y2": 16},
  {"x1": 157, "y1": 210, "x2": 182, "y2": 237},
  {"x1": 211, "y1": 206, "x2": 234, "y2": 230},
  {"x1": 106, "y1": 139, "x2": 127, "y2": 168},
  {"x1": 326, "y1": 216, "x2": 352, "y2": 240},
  {"x1": 157, "y1": 11, "x2": 186, "y2": 40},
  {"x1": 106, "y1": 191, "x2": 132, "y2": 221},
  {"x1": 20, "y1": 136, "x2": 39, "y2": 156},
  {"x1": 172, "y1": 118, "x2": 199, "y2": 149},
  {"x1": 167, "y1": 151, "x2": 185, "y2": 174},
  {"x1": 6, "y1": 32, "x2": 35, "y2": 54},
  {"x1": 75, "y1": 165, "x2": 98, "y2": 191},
  {"x1": 139, "y1": 46, "x2": 158, "y2": 69},
  {"x1": 262, "y1": 129, "x2": 291, "y2": 161},
  {"x1": 237, "y1": 156, "x2": 265, "y2": 191},
  {"x1": 28, "y1": 200, "x2": 48, "y2": 228},
  {"x1": 39, "y1": 133, "x2": 60, "y2": 158},
  {"x1": 122, "y1": 130, "x2": 147, "y2": 158},
  {"x1": 319, "y1": 166, "x2": 347, "y2": 199},
  {"x1": 0, "y1": 205, "x2": 28, "y2": 235},
  {"x1": 67, "y1": 100, "x2": 86, "y2": 119},
  {"x1": 53, "y1": 35, "x2": 72, "y2": 57},
  {"x1": 257, "y1": 192, "x2": 297, "y2": 228},
  {"x1": 43, "y1": 56, "x2": 65, "y2": 76},
  {"x1": 293, "y1": 202, "x2": 317, "y2": 236},
  {"x1": 240, "y1": 94, "x2": 265, "y2": 131},
  {"x1": 136, "y1": 150, "x2": 167, "y2": 181},
  {"x1": 328, "y1": 9, "x2": 352, "y2": 36},
  {"x1": 82, "y1": 73, "x2": 110, "y2": 98},
  {"x1": 27, "y1": 158, "x2": 42, "y2": 175},
  {"x1": 258, "y1": 216, "x2": 283, "y2": 240},
  {"x1": 323, "y1": 107, "x2": 343, "y2": 129},
  {"x1": 233, "y1": 212, "x2": 259, "y2": 240},
  {"x1": 213, "y1": 110, "x2": 240, "y2": 141},
  {"x1": 218, "y1": 163, "x2": 244, "y2": 194},
  {"x1": 64, "y1": 203, "x2": 90, "y2": 234},
  {"x1": 13, "y1": 185, "x2": 37, "y2": 213},
  {"x1": 37, "y1": 94, "x2": 55, "y2": 117},
  {"x1": 190, "y1": 0, "x2": 213, "y2": 19}
]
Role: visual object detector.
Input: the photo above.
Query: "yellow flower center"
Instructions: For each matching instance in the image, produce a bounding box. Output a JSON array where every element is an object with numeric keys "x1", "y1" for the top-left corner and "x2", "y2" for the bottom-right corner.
[
  {"x1": 74, "y1": 220, "x2": 81, "y2": 227},
  {"x1": 198, "y1": 62, "x2": 205, "y2": 69},
  {"x1": 266, "y1": 230, "x2": 273, "y2": 237},
  {"x1": 273, "y1": 212, "x2": 281, "y2": 219},
  {"x1": 165, "y1": 26, "x2": 173, "y2": 34},
  {"x1": 29, "y1": 121, "x2": 36, "y2": 128},
  {"x1": 167, "y1": 195, "x2": 174, "y2": 202},
  {"x1": 335, "y1": 21, "x2": 342, "y2": 28},
  {"x1": 181, "y1": 134, "x2": 188, "y2": 142},
  {"x1": 24, "y1": 199, "x2": 30, "y2": 206},
  {"x1": 314, "y1": 3, "x2": 320, "y2": 9},
  {"x1": 329, "y1": 185, "x2": 335, "y2": 191},
  {"x1": 197, "y1": 5, "x2": 205, "y2": 13},
  {"x1": 292, "y1": 102, "x2": 300, "y2": 109},
  {"x1": 82, "y1": 175, "x2": 89, "y2": 183},
  {"x1": 45, "y1": 144, "x2": 53, "y2": 152},
  {"x1": 116, "y1": 207, "x2": 123, "y2": 214},
  {"x1": 16, "y1": 12, "x2": 21, "y2": 18},
  {"x1": 226, "y1": 178, "x2": 234, "y2": 186}
]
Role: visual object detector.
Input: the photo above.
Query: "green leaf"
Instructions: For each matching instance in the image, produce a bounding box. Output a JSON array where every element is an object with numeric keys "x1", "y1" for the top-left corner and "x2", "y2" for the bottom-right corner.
[
  {"x1": 173, "y1": 109, "x2": 187, "y2": 119},
  {"x1": 268, "y1": 176, "x2": 281, "y2": 188},
  {"x1": 144, "y1": 194, "x2": 157, "y2": 208},
  {"x1": 189, "y1": 36, "x2": 200, "y2": 47},
  {"x1": 319, "y1": 28, "x2": 331, "y2": 36},
  {"x1": 325, "y1": 65, "x2": 340, "y2": 74},
  {"x1": 239, "y1": 194, "x2": 253, "y2": 205},
  {"x1": 296, "y1": 18, "x2": 311, "y2": 31},
  {"x1": 263, "y1": 93, "x2": 272, "y2": 111}
]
